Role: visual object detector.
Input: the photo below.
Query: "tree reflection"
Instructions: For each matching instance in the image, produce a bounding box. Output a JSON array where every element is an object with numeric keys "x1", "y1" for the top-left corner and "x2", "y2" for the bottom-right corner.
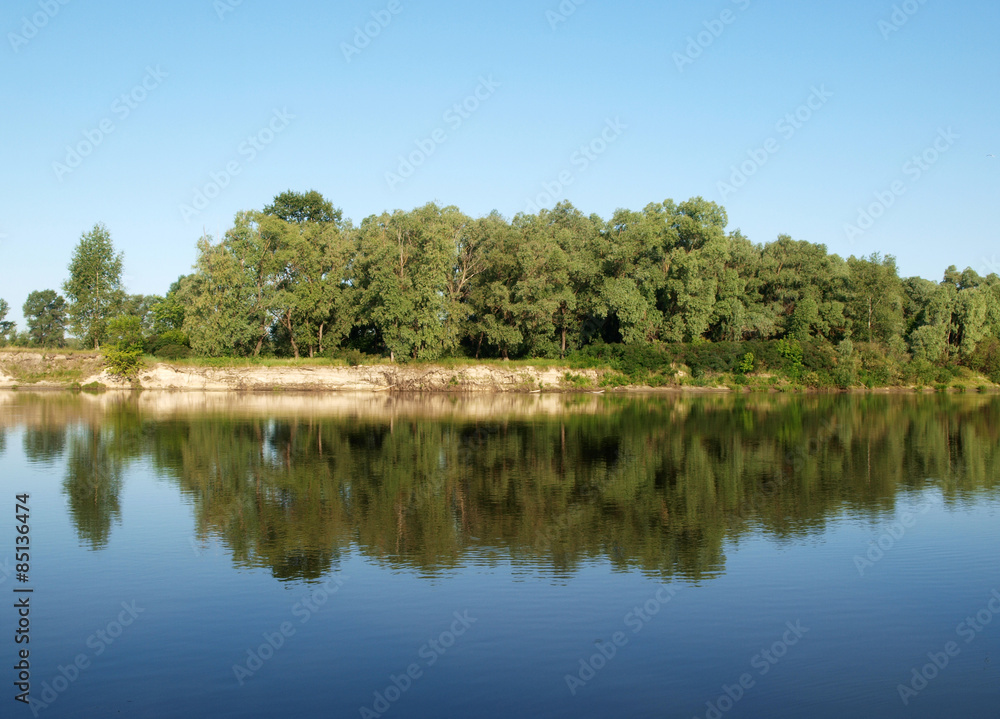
[
  {"x1": 32, "y1": 394, "x2": 1000, "y2": 582},
  {"x1": 63, "y1": 427, "x2": 124, "y2": 549},
  {"x1": 23, "y1": 427, "x2": 66, "y2": 464}
]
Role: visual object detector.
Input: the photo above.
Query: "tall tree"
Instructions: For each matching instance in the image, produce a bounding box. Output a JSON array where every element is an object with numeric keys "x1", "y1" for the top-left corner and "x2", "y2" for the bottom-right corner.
[
  {"x1": 122, "y1": 294, "x2": 162, "y2": 334},
  {"x1": 355, "y1": 204, "x2": 458, "y2": 361},
  {"x1": 22, "y1": 290, "x2": 67, "y2": 347},
  {"x1": 151, "y1": 276, "x2": 193, "y2": 334},
  {"x1": 184, "y1": 219, "x2": 273, "y2": 358},
  {"x1": 63, "y1": 223, "x2": 125, "y2": 349},
  {"x1": 847, "y1": 253, "x2": 903, "y2": 345},
  {"x1": 264, "y1": 190, "x2": 343, "y2": 225}
]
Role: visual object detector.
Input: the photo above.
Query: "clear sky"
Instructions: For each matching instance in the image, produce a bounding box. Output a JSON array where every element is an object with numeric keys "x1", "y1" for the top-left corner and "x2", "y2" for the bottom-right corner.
[{"x1": 2, "y1": 0, "x2": 998, "y2": 328}]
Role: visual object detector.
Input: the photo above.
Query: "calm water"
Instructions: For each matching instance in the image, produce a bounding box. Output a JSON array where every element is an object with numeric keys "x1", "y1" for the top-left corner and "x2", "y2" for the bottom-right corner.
[{"x1": 1, "y1": 391, "x2": 998, "y2": 718}]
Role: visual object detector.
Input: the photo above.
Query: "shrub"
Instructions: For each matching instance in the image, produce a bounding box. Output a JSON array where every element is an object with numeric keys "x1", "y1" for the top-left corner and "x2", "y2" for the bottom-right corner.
[
  {"x1": 343, "y1": 349, "x2": 364, "y2": 367},
  {"x1": 563, "y1": 372, "x2": 592, "y2": 389},
  {"x1": 155, "y1": 344, "x2": 192, "y2": 360},
  {"x1": 967, "y1": 338, "x2": 1000, "y2": 383},
  {"x1": 776, "y1": 339, "x2": 805, "y2": 381},
  {"x1": 104, "y1": 316, "x2": 145, "y2": 380},
  {"x1": 598, "y1": 372, "x2": 628, "y2": 388}
]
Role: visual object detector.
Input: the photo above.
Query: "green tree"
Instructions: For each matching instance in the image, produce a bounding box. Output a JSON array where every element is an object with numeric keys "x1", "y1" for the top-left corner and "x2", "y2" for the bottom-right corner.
[
  {"x1": 122, "y1": 294, "x2": 162, "y2": 334},
  {"x1": 63, "y1": 223, "x2": 125, "y2": 349},
  {"x1": 0, "y1": 299, "x2": 15, "y2": 346},
  {"x1": 151, "y1": 276, "x2": 193, "y2": 334},
  {"x1": 259, "y1": 192, "x2": 355, "y2": 358},
  {"x1": 355, "y1": 204, "x2": 458, "y2": 361},
  {"x1": 847, "y1": 253, "x2": 903, "y2": 344},
  {"x1": 184, "y1": 214, "x2": 278, "y2": 357},
  {"x1": 264, "y1": 189, "x2": 342, "y2": 225},
  {"x1": 22, "y1": 290, "x2": 67, "y2": 347}
]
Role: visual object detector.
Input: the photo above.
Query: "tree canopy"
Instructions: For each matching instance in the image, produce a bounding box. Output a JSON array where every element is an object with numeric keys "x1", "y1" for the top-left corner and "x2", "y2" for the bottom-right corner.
[
  {"x1": 63, "y1": 223, "x2": 124, "y2": 350},
  {"x1": 14, "y1": 192, "x2": 999, "y2": 386},
  {"x1": 23, "y1": 290, "x2": 67, "y2": 347}
]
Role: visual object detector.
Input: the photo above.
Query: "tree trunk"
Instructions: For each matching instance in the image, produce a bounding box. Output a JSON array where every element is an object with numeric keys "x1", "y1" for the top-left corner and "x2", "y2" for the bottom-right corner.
[
  {"x1": 254, "y1": 320, "x2": 266, "y2": 357},
  {"x1": 284, "y1": 310, "x2": 299, "y2": 359}
]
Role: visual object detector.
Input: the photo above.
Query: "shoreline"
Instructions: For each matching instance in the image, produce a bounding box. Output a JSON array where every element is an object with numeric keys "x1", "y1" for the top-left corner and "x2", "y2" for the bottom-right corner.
[{"x1": 0, "y1": 350, "x2": 995, "y2": 394}]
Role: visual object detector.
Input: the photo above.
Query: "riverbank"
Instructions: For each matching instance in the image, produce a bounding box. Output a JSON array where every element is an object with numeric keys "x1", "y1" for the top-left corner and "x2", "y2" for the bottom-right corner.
[{"x1": 0, "y1": 349, "x2": 996, "y2": 393}]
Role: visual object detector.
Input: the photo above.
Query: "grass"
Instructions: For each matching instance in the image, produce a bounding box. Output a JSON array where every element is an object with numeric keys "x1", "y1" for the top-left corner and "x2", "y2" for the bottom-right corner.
[{"x1": 563, "y1": 372, "x2": 592, "y2": 389}]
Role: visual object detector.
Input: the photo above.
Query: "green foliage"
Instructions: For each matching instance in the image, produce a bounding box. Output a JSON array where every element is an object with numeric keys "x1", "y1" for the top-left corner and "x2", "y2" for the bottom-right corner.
[
  {"x1": 563, "y1": 372, "x2": 592, "y2": 388},
  {"x1": 79, "y1": 192, "x2": 997, "y2": 389},
  {"x1": 63, "y1": 223, "x2": 125, "y2": 350},
  {"x1": 103, "y1": 315, "x2": 145, "y2": 380},
  {"x1": 0, "y1": 299, "x2": 16, "y2": 346},
  {"x1": 23, "y1": 290, "x2": 67, "y2": 347},
  {"x1": 776, "y1": 339, "x2": 805, "y2": 380},
  {"x1": 847, "y1": 253, "x2": 904, "y2": 344},
  {"x1": 146, "y1": 329, "x2": 192, "y2": 359},
  {"x1": 570, "y1": 342, "x2": 673, "y2": 382},
  {"x1": 343, "y1": 349, "x2": 365, "y2": 367},
  {"x1": 264, "y1": 189, "x2": 342, "y2": 225},
  {"x1": 967, "y1": 338, "x2": 1000, "y2": 383},
  {"x1": 598, "y1": 372, "x2": 628, "y2": 387}
]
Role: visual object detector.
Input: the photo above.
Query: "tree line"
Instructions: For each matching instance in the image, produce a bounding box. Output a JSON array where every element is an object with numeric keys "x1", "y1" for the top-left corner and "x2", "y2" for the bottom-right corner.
[{"x1": 2, "y1": 190, "x2": 999, "y2": 383}]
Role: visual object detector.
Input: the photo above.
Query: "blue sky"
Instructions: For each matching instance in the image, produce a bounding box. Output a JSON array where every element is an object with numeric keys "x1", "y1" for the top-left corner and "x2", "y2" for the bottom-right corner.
[{"x1": 2, "y1": 0, "x2": 998, "y2": 328}]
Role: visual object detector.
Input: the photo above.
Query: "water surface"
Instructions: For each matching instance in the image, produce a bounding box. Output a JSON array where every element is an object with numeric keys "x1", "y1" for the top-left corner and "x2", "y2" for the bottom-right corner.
[{"x1": 1, "y1": 391, "x2": 998, "y2": 718}]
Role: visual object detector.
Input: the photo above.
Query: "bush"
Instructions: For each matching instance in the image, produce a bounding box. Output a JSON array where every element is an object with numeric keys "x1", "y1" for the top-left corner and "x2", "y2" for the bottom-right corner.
[
  {"x1": 598, "y1": 372, "x2": 628, "y2": 388},
  {"x1": 776, "y1": 339, "x2": 805, "y2": 381},
  {"x1": 104, "y1": 346, "x2": 144, "y2": 380},
  {"x1": 104, "y1": 316, "x2": 145, "y2": 380},
  {"x1": 147, "y1": 329, "x2": 191, "y2": 356},
  {"x1": 571, "y1": 343, "x2": 672, "y2": 381},
  {"x1": 343, "y1": 349, "x2": 365, "y2": 367},
  {"x1": 907, "y1": 359, "x2": 938, "y2": 386},
  {"x1": 156, "y1": 344, "x2": 192, "y2": 360},
  {"x1": 967, "y1": 339, "x2": 1000, "y2": 383}
]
